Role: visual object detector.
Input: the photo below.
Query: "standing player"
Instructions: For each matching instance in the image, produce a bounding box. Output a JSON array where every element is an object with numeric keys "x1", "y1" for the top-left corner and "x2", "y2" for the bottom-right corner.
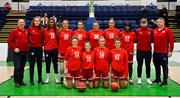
[
  {"x1": 28, "y1": 16, "x2": 44, "y2": 85},
  {"x1": 120, "y1": 23, "x2": 136, "y2": 84},
  {"x1": 111, "y1": 37, "x2": 128, "y2": 88},
  {"x1": 153, "y1": 18, "x2": 174, "y2": 87},
  {"x1": 81, "y1": 41, "x2": 95, "y2": 88},
  {"x1": 73, "y1": 21, "x2": 87, "y2": 47},
  {"x1": 136, "y1": 18, "x2": 153, "y2": 85},
  {"x1": 8, "y1": 19, "x2": 28, "y2": 87},
  {"x1": 104, "y1": 18, "x2": 120, "y2": 50},
  {"x1": 64, "y1": 37, "x2": 82, "y2": 88},
  {"x1": 89, "y1": 22, "x2": 104, "y2": 49},
  {"x1": 57, "y1": 20, "x2": 73, "y2": 83},
  {"x1": 94, "y1": 37, "x2": 110, "y2": 88},
  {"x1": 43, "y1": 18, "x2": 59, "y2": 84}
]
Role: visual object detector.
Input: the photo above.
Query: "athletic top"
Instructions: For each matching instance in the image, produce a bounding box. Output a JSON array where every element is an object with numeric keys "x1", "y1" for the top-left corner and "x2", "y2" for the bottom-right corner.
[
  {"x1": 73, "y1": 29, "x2": 87, "y2": 47},
  {"x1": 81, "y1": 51, "x2": 95, "y2": 69}
]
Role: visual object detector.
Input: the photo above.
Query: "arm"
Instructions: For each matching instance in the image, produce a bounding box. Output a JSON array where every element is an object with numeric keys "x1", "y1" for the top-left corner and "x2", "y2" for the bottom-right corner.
[{"x1": 168, "y1": 29, "x2": 174, "y2": 57}]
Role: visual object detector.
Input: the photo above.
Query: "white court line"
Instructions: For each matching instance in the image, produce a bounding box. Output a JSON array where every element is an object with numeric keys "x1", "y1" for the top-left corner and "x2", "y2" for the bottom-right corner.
[{"x1": 10, "y1": 96, "x2": 169, "y2": 98}]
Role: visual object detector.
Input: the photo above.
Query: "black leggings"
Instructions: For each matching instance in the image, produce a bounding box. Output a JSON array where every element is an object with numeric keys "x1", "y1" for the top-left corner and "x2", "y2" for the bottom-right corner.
[
  {"x1": 29, "y1": 47, "x2": 43, "y2": 82},
  {"x1": 44, "y1": 49, "x2": 58, "y2": 74},
  {"x1": 136, "y1": 51, "x2": 152, "y2": 78}
]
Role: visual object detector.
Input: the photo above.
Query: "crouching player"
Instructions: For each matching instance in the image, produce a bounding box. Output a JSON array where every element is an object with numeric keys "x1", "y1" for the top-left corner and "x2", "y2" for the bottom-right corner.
[
  {"x1": 64, "y1": 37, "x2": 82, "y2": 88},
  {"x1": 81, "y1": 41, "x2": 95, "y2": 88},
  {"x1": 111, "y1": 37, "x2": 128, "y2": 88},
  {"x1": 94, "y1": 37, "x2": 110, "y2": 88}
]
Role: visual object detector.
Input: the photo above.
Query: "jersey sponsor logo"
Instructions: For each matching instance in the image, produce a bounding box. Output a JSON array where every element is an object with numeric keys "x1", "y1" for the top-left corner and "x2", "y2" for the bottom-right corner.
[
  {"x1": 140, "y1": 32, "x2": 142, "y2": 35},
  {"x1": 94, "y1": 34, "x2": 99, "y2": 40},
  {"x1": 114, "y1": 54, "x2": 120, "y2": 60},
  {"x1": 31, "y1": 52, "x2": 34, "y2": 56},
  {"x1": 125, "y1": 35, "x2": 130, "y2": 42},
  {"x1": 86, "y1": 55, "x2": 91, "y2": 62},
  {"x1": 64, "y1": 34, "x2": 69, "y2": 40},
  {"x1": 99, "y1": 51, "x2": 105, "y2": 58}
]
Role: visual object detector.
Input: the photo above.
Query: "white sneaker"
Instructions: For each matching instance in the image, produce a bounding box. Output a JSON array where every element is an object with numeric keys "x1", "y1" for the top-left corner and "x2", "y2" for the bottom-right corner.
[
  {"x1": 45, "y1": 73, "x2": 50, "y2": 84},
  {"x1": 137, "y1": 78, "x2": 142, "y2": 85},
  {"x1": 129, "y1": 79, "x2": 134, "y2": 85},
  {"x1": 45, "y1": 78, "x2": 49, "y2": 84},
  {"x1": 55, "y1": 79, "x2": 60, "y2": 84},
  {"x1": 147, "y1": 78, "x2": 152, "y2": 85}
]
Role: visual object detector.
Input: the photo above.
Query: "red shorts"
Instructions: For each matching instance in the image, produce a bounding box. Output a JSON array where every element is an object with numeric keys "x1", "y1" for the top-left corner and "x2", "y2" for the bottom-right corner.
[
  {"x1": 58, "y1": 53, "x2": 64, "y2": 60},
  {"x1": 66, "y1": 70, "x2": 80, "y2": 80},
  {"x1": 128, "y1": 52, "x2": 134, "y2": 64},
  {"x1": 95, "y1": 69, "x2": 109, "y2": 81},
  {"x1": 81, "y1": 69, "x2": 94, "y2": 82},
  {"x1": 111, "y1": 68, "x2": 126, "y2": 80}
]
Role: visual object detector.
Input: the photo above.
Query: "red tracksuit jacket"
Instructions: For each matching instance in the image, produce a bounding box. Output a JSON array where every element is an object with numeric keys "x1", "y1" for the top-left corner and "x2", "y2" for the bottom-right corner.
[
  {"x1": 136, "y1": 27, "x2": 153, "y2": 51},
  {"x1": 8, "y1": 27, "x2": 28, "y2": 52},
  {"x1": 153, "y1": 26, "x2": 174, "y2": 53},
  {"x1": 28, "y1": 26, "x2": 43, "y2": 48}
]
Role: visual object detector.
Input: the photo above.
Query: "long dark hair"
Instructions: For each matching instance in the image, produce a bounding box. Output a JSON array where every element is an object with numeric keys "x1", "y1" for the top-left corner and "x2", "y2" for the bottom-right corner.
[{"x1": 47, "y1": 17, "x2": 57, "y2": 33}]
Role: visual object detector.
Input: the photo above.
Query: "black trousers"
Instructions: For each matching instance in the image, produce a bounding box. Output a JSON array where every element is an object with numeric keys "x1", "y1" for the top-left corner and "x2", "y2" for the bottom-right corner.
[
  {"x1": 153, "y1": 53, "x2": 168, "y2": 83},
  {"x1": 29, "y1": 47, "x2": 43, "y2": 82},
  {"x1": 137, "y1": 51, "x2": 152, "y2": 78},
  {"x1": 13, "y1": 52, "x2": 27, "y2": 84},
  {"x1": 44, "y1": 49, "x2": 58, "y2": 74}
]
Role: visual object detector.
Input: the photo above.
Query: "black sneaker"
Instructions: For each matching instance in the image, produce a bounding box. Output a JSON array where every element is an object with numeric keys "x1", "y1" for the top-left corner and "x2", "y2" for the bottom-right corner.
[
  {"x1": 38, "y1": 81, "x2": 44, "y2": 84},
  {"x1": 60, "y1": 77, "x2": 64, "y2": 84},
  {"x1": 30, "y1": 82, "x2": 34, "y2": 85},
  {"x1": 160, "y1": 82, "x2": 167, "y2": 87},
  {"x1": 20, "y1": 82, "x2": 27, "y2": 86},
  {"x1": 152, "y1": 80, "x2": 161, "y2": 84},
  {"x1": 15, "y1": 83, "x2": 20, "y2": 87}
]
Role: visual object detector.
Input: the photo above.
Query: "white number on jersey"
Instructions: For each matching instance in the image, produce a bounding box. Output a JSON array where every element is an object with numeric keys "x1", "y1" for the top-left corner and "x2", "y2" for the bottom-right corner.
[
  {"x1": 94, "y1": 34, "x2": 99, "y2": 40},
  {"x1": 74, "y1": 51, "x2": 80, "y2": 58},
  {"x1": 78, "y1": 34, "x2": 83, "y2": 40},
  {"x1": 86, "y1": 55, "x2": 91, "y2": 62},
  {"x1": 99, "y1": 51, "x2": 105, "y2": 58},
  {"x1": 50, "y1": 32, "x2": 55, "y2": 39},
  {"x1": 64, "y1": 34, "x2": 69, "y2": 40},
  {"x1": 109, "y1": 33, "x2": 114, "y2": 39}
]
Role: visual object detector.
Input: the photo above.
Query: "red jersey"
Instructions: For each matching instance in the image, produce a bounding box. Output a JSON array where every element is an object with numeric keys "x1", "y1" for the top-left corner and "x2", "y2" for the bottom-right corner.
[
  {"x1": 153, "y1": 27, "x2": 174, "y2": 53},
  {"x1": 43, "y1": 27, "x2": 58, "y2": 51},
  {"x1": 8, "y1": 27, "x2": 28, "y2": 52},
  {"x1": 28, "y1": 26, "x2": 43, "y2": 48},
  {"x1": 111, "y1": 48, "x2": 128, "y2": 78},
  {"x1": 65, "y1": 46, "x2": 82, "y2": 71},
  {"x1": 81, "y1": 51, "x2": 95, "y2": 69},
  {"x1": 94, "y1": 47, "x2": 110, "y2": 72},
  {"x1": 58, "y1": 28, "x2": 73, "y2": 54},
  {"x1": 136, "y1": 27, "x2": 153, "y2": 51},
  {"x1": 120, "y1": 31, "x2": 136, "y2": 52},
  {"x1": 104, "y1": 28, "x2": 120, "y2": 49},
  {"x1": 73, "y1": 29, "x2": 87, "y2": 47},
  {"x1": 88, "y1": 29, "x2": 104, "y2": 49}
]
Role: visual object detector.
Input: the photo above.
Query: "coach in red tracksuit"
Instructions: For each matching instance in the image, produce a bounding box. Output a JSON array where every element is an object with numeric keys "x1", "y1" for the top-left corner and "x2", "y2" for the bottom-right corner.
[
  {"x1": 28, "y1": 16, "x2": 43, "y2": 85},
  {"x1": 153, "y1": 18, "x2": 174, "y2": 87},
  {"x1": 8, "y1": 19, "x2": 28, "y2": 87},
  {"x1": 136, "y1": 18, "x2": 153, "y2": 85}
]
